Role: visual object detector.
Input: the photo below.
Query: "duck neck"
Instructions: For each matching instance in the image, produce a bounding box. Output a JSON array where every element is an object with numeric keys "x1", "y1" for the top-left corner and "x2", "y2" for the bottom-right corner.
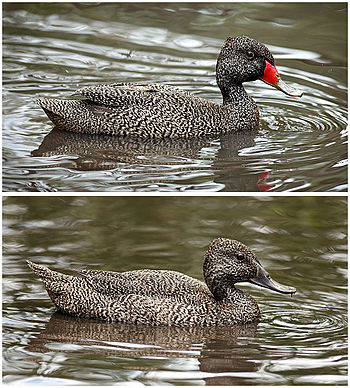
[
  {"x1": 205, "y1": 275, "x2": 226, "y2": 300},
  {"x1": 209, "y1": 278, "x2": 240, "y2": 301},
  {"x1": 219, "y1": 83, "x2": 253, "y2": 107},
  {"x1": 208, "y1": 277, "x2": 257, "y2": 309},
  {"x1": 216, "y1": 81, "x2": 259, "y2": 131}
]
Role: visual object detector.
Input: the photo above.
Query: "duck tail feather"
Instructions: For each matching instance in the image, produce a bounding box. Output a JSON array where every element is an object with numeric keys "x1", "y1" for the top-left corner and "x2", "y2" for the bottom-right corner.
[{"x1": 26, "y1": 260, "x2": 59, "y2": 279}]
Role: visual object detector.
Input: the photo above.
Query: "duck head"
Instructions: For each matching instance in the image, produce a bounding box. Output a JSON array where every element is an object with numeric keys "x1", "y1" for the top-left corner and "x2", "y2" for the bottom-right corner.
[
  {"x1": 203, "y1": 238, "x2": 296, "y2": 300},
  {"x1": 216, "y1": 36, "x2": 302, "y2": 100}
]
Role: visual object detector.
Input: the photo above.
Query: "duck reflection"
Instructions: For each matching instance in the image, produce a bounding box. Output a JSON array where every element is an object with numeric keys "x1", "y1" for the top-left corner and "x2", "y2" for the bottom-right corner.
[
  {"x1": 28, "y1": 312, "x2": 259, "y2": 384},
  {"x1": 32, "y1": 128, "x2": 274, "y2": 191}
]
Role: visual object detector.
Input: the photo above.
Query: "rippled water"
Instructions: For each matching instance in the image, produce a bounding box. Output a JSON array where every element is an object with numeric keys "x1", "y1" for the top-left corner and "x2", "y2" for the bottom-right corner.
[
  {"x1": 2, "y1": 196, "x2": 347, "y2": 385},
  {"x1": 2, "y1": 2, "x2": 347, "y2": 192}
]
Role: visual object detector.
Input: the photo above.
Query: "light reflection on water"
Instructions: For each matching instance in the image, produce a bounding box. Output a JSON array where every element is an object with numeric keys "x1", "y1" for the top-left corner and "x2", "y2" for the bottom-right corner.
[
  {"x1": 2, "y1": 2, "x2": 347, "y2": 192},
  {"x1": 2, "y1": 196, "x2": 347, "y2": 385}
]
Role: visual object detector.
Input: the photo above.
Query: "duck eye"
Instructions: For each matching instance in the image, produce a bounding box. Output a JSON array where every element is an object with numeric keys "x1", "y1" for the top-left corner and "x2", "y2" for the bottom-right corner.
[
  {"x1": 247, "y1": 51, "x2": 255, "y2": 60},
  {"x1": 236, "y1": 253, "x2": 245, "y2": 260}
]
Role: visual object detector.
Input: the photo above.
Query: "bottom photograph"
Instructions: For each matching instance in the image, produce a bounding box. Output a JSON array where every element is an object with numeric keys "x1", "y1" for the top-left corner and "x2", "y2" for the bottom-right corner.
[{"x1": 2, "y1": 196, "x2": 347, "y2": 385}]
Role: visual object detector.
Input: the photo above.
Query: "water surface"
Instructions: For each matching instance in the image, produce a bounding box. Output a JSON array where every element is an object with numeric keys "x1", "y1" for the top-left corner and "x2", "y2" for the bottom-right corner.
[
  {"x1": 2, "y1": 2, "x2": 347, "y2": 192},
  {"x1": 2, "y1": 196, "x2": 347, "y2": 385}
]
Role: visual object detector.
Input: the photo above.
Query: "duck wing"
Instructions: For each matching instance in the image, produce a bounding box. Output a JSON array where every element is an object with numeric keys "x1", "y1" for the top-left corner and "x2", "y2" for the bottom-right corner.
[
  {"x1": 74, "y1": 83, "x2": 195, "y2": 110},
  {"x1": 78, "y1": 268, "x2": 212, "y2": 305}
]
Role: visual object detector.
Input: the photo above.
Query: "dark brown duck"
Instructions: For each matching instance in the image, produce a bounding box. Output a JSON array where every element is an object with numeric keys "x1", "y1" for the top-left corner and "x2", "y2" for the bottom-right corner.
[
  {"x1": 27, "y1": 238, "x2": 296, "y2": 326},
  {"x1": 34, "y1": 36, "x2": 302, "y2": 138}
]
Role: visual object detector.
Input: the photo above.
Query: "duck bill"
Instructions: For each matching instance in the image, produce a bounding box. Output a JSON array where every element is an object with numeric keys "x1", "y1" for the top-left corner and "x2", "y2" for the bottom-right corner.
[
  {"x1": 260, "y1": 60, "x2": 303, "y2": 97},
  {"x1": 250, "y1": 265, "x2": 296, "y2": 295}
]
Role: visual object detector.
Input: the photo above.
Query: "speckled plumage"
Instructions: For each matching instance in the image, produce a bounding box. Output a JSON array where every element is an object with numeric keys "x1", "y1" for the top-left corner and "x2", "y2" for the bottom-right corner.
[
  {"x1": 33, "y1": 36, "x2": 280, "y2": 138},
  {"x1": 27, "y1": 238, "x2": 294, "y2": 326}
]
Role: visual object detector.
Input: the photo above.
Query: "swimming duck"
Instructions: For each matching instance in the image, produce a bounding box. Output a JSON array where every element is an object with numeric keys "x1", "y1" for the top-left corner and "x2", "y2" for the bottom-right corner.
[
  {"x1": 27, "y1": 238, "x2": 296, "y2": 326},
  {"x1": 34, "y1": 36, "x2": 302, "y2": 139}
]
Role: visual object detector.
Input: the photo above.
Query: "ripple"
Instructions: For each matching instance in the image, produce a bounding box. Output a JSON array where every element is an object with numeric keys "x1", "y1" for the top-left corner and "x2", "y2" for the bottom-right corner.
[
  {"x1": 261, "y1": 103, "x2": 347, "y2": 133},
  {"x1": 3, "y1": 3, "x2": 347, "y2": 192},
  {"x1": 266, "y1": 305, "x2": 347, "y2": 343}
]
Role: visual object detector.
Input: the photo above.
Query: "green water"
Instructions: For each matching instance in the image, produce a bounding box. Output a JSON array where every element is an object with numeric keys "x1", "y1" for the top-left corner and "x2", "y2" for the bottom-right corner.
[{"x1": 2, "y1": 196, "x2": 347, "y2": 385}]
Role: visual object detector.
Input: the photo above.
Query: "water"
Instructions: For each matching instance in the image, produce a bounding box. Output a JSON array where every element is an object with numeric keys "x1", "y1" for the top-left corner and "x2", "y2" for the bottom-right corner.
[
  {"x1": 2, "y1": 196, "x2": 347, "y2": 385},
  {"x1": 2, "y1": 2, "x2": 347, "y2": 192}
]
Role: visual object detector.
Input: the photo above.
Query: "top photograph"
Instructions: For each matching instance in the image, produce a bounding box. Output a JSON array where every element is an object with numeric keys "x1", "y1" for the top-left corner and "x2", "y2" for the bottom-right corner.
[{"x1": 3, "y1": 2, "x2": 347, "y2": 192}]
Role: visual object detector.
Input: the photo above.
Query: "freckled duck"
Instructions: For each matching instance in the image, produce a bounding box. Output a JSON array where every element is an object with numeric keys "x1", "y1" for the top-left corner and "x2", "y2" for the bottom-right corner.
[
  {"x1": 34, "y1": 36, "x2": 302, "y2": 139},
  {"x1": 27, "y1": 238, "x2": 296, "y2": 326}
]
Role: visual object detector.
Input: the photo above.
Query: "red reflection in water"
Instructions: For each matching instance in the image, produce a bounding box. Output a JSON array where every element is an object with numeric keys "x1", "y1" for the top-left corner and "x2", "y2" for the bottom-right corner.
[{"x1": 257, "y1": 172, "x2": 275, "y2": 192}]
